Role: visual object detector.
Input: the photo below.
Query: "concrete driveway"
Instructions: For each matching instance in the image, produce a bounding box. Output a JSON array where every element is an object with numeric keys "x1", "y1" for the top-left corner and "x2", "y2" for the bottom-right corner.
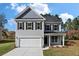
[{"x1": 3, "y1": 48, "x2": 43, "y2": 56}]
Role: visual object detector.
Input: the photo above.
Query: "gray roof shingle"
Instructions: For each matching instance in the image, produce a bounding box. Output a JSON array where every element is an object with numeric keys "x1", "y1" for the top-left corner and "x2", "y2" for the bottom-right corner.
[{"x1": 41, "y1": 14, "x2": 62, "y2": 23}]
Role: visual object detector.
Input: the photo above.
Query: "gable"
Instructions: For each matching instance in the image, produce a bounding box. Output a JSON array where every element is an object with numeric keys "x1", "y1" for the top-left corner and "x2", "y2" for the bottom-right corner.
[{"x1": 15, "y1": 6, "x2": 45, "y2": 19}]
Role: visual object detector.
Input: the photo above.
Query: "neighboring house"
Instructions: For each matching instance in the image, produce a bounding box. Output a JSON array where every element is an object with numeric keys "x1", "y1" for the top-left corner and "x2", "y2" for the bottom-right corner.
[
  {"x1": 15, "y1": 6, "x2": 65, "y2": 48},
  {"x1": 7, "y1": 31, "x2": 15, "y2": 39}
]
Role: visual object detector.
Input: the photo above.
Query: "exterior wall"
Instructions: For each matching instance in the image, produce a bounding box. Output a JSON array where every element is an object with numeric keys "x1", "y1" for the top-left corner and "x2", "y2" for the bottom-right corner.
[
  {"x1": 22, "y1": 10, "x2": 43, "y2": 19},
  {"x1": 15, "y1": 20, "x2": 44, "y2": 48},
  {"x1": 41, "y1": 37, "x2": 44, "y2": 47},
  {"x1": 16, "y1": 21, "x2": 44, "y2": 38},
  {"x1": 16, "y1": 30, "x2": 44, "y2": 38},
  {"x1": 15, "y1": 37, "x2": 20, "y2": 47}
]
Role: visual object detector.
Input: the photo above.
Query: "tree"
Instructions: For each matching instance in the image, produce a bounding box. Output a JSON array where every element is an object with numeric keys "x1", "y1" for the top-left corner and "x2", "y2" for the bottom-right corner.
[
  {"x1": 0, "y1": 14, "x2": 7, "y2": 40},
  {"x1": 0, "y1": 14, "x2": 7, "y2": 28},
  {"x1": 55, "y1": 14, "x2": 59, "y2": 19},
  {"x1": 72, "y1": 17, "x2": 79, "y2": 30},
  {"x1": 64, "y1": 18, "x2": 72, "y2": 31}
]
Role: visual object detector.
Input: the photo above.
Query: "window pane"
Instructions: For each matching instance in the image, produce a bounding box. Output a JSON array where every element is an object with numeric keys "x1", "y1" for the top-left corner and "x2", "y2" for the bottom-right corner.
[
  {"x1": 51, "y1": 36, "x2": 54, "y2": 42},
  {"x1": 51, "y1": 36, "x2": 58, "y2": 42},
  {"x1": 26, "y1": 22, "x2": 33, "y2": 30},
  {"x1": 17, "y1": 22, "x2": 24, "y2": 30},
  {"x1": 45, "y1": 24, "x2": 51, "y2": 30},
  {"x1": 35, "y1": 22, "x2": 42, "y2": 30},
  {"x1": 55, "y1": 36, "x2": 58, "y2": 42},
  {"x1": 53, "y1": 24, "x2": 59, "y2": 31}
]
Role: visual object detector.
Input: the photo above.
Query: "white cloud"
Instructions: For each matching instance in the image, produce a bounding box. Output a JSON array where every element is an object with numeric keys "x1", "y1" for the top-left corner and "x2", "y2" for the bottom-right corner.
[
  {"x1": 8, "y1": 19, "x2": 16, "y2": 26},
  {"x1": 59, "y1": 13, "x2": 74, "y2": 23},
  {"x1": 16, "y1": 5, "x2": 26, "y2": 12},
  {"x1": 9, "y1": 3, "x2": 51, "y2": 14},
  {"x1": 5, "y1": 19, "x2": 16, "y2": 31},
  {"x1": 10, "y1": 3, "x2": 26, "y2": 13},
  {"x1": 30, "y1": 3, "x2": 51, "y2": 14},
  {"x1": 10, "y1": 3, "x2": 18, "y2": 9}
]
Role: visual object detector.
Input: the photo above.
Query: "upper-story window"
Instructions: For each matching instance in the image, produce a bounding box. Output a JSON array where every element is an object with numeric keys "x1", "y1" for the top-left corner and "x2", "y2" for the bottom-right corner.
[
  {"x1": 26, "y1": 22, "x2": 33, "y2": 30},
  {"x1": 45, "y1": 24, "x2": 51, "y2": 31},
  {"x1": 35, "y1": 22, "x2": 42, "y2": 30},
  {"x1": 53, "y1": 24, "x2": 59, "y2": 31},
  {"x1": 17, "y1": 22, "x2": 24, "y2": 30}
]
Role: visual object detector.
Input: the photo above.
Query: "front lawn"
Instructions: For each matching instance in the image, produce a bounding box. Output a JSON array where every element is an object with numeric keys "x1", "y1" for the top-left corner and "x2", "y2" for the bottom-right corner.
[
  {"x1": 43, "y1": 40, "x2": 79, "y2": 56},
  {"x1": 0, "y1": 39, "x2": 15, "y2": 56}
]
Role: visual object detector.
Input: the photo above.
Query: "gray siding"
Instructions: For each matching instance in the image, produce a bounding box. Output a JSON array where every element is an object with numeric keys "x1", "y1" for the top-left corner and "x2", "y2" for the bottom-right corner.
[
  {"x1": 15, "y1": 21, "x2": 44, "y2": 38},
  {"x1": 16, "y1": 30, "x2": 44, "y2": 38}
]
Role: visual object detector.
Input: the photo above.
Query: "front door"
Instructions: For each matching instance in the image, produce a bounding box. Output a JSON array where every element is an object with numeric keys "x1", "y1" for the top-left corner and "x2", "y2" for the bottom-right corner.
[
  {"x1": 44, "y1": 36, "x2": 48, "y2": 46},
  {"x1": 51, "y1": 36, "x2": 59, "y2": 45}
]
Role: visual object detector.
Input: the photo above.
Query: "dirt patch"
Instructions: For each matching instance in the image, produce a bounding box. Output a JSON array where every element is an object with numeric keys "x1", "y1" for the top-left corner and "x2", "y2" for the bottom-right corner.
[{"x1": 65, "y1": 40, "x2": 79, "y2": 46}]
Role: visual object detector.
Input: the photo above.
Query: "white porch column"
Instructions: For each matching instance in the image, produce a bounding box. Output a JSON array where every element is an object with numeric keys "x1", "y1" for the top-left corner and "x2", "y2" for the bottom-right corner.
[
  {"x1": 33, "y1": 22, "x2": 35, "y2": 30},
  {"x1": 63, "y1": 35, "x2": 65, "y2": 46},
  {"x1": 51, "y1": 24, "x2": 53, "y2": 31},
  {"x1": 24, "y1": 22, "x2": 26, "y2": 30},
  {"x1": 49, "y1": 36, "x2": 51, "y2": 47}
]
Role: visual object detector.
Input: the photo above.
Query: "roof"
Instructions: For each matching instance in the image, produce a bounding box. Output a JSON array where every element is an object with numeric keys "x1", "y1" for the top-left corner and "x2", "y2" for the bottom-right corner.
[
  {"x1": 41, "y1": 14, "x2": 62, "y2": 23},
  {"x1": 15, "y1": 6, "x2": 45, "y2": 20}
]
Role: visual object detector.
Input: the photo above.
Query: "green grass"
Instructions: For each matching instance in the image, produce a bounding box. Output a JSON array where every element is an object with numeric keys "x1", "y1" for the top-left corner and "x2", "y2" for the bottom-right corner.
[
  {"x1": 43, "y1": 40, "x2": 79, "y2": 56},
  {"x1": 0, "y1": 39, "x2": 15, "y2": 56}
]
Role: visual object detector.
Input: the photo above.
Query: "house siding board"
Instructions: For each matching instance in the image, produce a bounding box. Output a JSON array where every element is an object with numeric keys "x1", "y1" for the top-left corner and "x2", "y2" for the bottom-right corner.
[
  {"x1": 16, "y1": 30, "x2": 44, "y2": 38},
  {"x1": 22, "y1": 10, "x2": 43, "y2": 19},
  {"x1": 15, "y1": 7, "x2": 45, "y2": 20}
]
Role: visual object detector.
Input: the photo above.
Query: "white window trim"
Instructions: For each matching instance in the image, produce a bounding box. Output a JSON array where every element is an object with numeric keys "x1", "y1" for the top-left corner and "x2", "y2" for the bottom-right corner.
[
  {"x1": 45, "y1": 24, "x2": 51, "y2": 31},
  {"x1": 17, "y1": 22, "x2": 24, "y2": 30},
  {"x1": 53, "y1": 24, "x2": 59, "y2": 31},
  {"x1": 26, "y1": 22, "x2": 33, "y2": 30},
  {"x1": 35, "y1": 21, "x2": 42, "y2": 30}
]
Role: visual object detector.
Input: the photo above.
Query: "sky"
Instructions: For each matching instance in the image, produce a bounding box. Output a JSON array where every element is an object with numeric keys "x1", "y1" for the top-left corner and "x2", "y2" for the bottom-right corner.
[{"x1": 0, "y1": 3, "x2": 79, "y2": 31}]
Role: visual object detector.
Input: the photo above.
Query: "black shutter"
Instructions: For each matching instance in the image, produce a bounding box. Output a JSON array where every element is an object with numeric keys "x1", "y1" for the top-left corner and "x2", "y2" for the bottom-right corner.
[
  {"x1": 26, "y1": 22, "x2": 27, "y2": 30},
  {"x1": 23, "y1": 22, "x2": 24, "y2": 30},
  {"x1": 17, "y1": 22, "x2": 19, "y2": 30},
  {"x1": 40, "y1": 22, "x2": 42, "y2": 30}
]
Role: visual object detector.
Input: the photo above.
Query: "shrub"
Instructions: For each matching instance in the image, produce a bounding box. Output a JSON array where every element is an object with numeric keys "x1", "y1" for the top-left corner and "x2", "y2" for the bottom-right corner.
[{"x1": 66, "y1": 30, "x2": 79, "y2": 40}]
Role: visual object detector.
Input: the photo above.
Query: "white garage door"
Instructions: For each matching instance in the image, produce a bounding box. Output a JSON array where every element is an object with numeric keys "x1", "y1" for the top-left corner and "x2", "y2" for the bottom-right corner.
[{"x1": 20, "y1": 38, "x2": 42, "y2": 48}]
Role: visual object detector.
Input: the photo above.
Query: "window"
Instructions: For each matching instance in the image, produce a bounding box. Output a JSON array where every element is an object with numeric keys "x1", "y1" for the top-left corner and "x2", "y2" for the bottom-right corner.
[
  {"x1": 45, "y1": 24, "x2": 51, "y2": 31},
  {"x1": 26, "y1": 22, "x2": 33, "y2": 30},
  {"x1": 53, "y1": 24, "x2": 59, "y2": 31},
  {"x1": 51, "y1": 36, "x2": 58, "y2": 42},
  {"x1": 35, "y1": 22, "x2": 42, "y2": 30},
  {"x1": 17, "y1": 22, "x2": 24, "y2": 30}
]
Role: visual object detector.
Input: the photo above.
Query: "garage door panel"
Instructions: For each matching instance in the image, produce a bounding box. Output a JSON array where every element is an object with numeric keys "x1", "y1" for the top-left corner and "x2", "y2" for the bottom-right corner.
[{"x1": 20, "y1": 39, "x2": 41, "y2": 48}]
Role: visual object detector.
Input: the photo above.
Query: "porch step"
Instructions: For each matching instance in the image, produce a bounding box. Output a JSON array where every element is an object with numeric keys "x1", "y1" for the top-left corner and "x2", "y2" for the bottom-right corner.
[
  {"x1": 52, "y1": 45, "x2": 63, "y2": 48},
  {"x1": 43, "y1": 47, "x2": 49, "y2": 50}
]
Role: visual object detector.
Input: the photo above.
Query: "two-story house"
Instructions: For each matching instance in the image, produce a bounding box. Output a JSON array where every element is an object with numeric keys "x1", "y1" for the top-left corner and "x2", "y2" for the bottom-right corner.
[{"x1": 15, "y1": 6, "x2": 65, "y2": 48}]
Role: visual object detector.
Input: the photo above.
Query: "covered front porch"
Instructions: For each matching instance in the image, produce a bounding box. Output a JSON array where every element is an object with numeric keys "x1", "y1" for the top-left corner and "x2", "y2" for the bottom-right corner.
[{"x1": 44, "y1": 33, "x2": 65, "y2": 47}]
